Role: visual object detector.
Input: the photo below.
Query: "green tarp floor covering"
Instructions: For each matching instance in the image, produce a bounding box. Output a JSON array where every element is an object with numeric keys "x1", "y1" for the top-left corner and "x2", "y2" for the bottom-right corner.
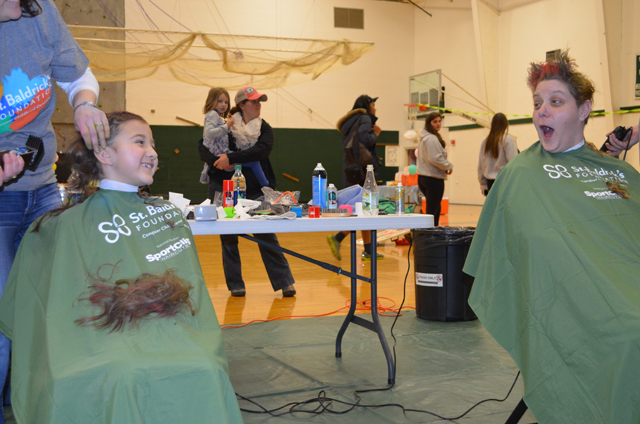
[{"x1": 223, "y1": 314, "x2": 536, "y2": 423}]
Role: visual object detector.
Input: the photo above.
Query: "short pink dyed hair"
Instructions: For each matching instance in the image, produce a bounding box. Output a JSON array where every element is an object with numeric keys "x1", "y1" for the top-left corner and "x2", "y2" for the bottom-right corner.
[{"x1": 527, "y1": 50, "x2": 595, "y2": 123}]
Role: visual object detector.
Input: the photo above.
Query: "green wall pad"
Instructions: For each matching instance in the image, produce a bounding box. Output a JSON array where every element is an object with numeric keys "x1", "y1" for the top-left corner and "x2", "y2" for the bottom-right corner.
[{"x1": 150, "y1": 125, "x2": 398, "y2": 204}]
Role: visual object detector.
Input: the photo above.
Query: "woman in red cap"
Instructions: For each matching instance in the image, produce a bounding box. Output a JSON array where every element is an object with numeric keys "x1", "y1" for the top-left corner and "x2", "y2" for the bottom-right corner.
[{"x1": 199, "y1": 87, "x2": 296, "y2": 297}]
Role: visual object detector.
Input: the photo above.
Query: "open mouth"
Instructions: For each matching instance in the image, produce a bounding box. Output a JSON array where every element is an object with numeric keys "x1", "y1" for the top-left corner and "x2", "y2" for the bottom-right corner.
[
  {"x1": 141, "y1": 163, "x2": 154, "y2": 170},
  {"x1": 540, "y1": 125, "x2": 554, "y2": 138}
]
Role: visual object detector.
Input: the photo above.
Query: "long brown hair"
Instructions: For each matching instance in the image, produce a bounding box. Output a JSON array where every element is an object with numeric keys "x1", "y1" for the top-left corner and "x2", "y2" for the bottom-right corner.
[
  {"x1": 202, "y1": 87, "x2": 230, "y2": 116},
  {"x1": 75, "y1": 268, "x2": 195, "y2": 332},
  {"x1": 484, "y1": 113, "x2": 509, "y2": 159},
  {"x1": 424, "y1": 112, "x2": 445, "y2": 148},
  {"x1": 32, "y1": 111, "x2": 150, "y2": 231}
]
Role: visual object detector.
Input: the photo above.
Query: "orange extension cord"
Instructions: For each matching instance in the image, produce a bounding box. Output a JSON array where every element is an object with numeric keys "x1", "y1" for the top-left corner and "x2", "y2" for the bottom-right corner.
[
  {"x1": 220, "y1": 297, "x2": 415, "y2": 329},
  {"x1": 273, "y1": 191, "x2": 298, "y2": 205}
]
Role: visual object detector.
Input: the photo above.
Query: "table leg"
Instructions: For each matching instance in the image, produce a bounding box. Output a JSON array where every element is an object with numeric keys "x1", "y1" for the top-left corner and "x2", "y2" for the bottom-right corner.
[
  {"x1": 334, "y1": 230, "x2": 396, "y2": 384},
  {"x1": 335, "y1": 231, "x2": 358, "y2": 358},
  {"x1": 370, "y1": 230, "x2": 395, "y2": 384},
  {"x1": 237, "y1": 233, "x2": 396, "y2": 383}
]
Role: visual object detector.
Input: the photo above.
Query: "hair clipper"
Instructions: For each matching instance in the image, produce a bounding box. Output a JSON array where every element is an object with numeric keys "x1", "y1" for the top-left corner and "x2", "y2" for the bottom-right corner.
[
  {"x1": 0, "y1": 135, "x2": 44, "y2": 172},
  {"x1": 600, "y1": 126, "x2": 632, "y2": 154}
]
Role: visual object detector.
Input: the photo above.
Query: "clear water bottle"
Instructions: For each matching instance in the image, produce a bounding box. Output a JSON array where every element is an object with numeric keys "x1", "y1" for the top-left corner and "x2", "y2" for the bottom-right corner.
[
  {"x1": 362, "y1": 164, "x2": 378, "y2": 216},
  {"x1": 58, "y1": 184, "x2": 69, "y2": 206},
  {"x1": 327, "y1": 183, "x2": 338, "y2": 209},
  {"x1": 395, "y1": 182, "x2": 405, "y2": 215},
  {"x1": 312, "y1": 163, "x2": 327, "y2": 209},
  {"x1": 232, "y1": 165, "x2": 246, "y2": 205}
]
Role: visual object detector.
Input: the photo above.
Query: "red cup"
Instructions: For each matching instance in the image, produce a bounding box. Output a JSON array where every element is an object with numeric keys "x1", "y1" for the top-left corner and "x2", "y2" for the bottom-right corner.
[{"x1": 309, "y1": 206, "x2": 320, "y2": 218}]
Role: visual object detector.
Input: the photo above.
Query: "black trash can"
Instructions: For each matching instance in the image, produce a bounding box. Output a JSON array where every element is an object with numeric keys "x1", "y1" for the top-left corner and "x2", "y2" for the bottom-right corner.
[{"x1": 413, "y1": 226, "x2": 476, "y2": 322}]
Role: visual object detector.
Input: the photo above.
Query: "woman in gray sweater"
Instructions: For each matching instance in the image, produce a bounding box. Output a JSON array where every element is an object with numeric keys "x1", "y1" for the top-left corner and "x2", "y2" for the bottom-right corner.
[{"x1": 417, "y1": 112, "x2": 452, "y2": 226}]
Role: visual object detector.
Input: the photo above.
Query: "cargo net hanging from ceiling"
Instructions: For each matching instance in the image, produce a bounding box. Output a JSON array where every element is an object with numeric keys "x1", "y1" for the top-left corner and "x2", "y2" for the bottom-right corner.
[{"x1": 69, "y1": 26, "x2": 374, "y2": 90}]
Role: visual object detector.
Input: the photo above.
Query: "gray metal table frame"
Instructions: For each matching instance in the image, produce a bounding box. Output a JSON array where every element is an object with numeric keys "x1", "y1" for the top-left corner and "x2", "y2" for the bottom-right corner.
[{"x1": 190, "y1": 214, "x2": 434, "y2": 384}]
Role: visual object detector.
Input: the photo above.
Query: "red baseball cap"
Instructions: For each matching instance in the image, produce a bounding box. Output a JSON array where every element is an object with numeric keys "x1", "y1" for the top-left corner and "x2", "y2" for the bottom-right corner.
[{"x1": 235, "y1": 87, "x2": 268, "y2": 104}]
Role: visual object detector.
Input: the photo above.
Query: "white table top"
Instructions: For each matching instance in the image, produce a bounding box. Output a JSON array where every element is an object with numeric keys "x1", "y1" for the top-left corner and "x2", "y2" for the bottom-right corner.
[{"x1": 188, "y1": 213, "x2": 434, "y2": 235}]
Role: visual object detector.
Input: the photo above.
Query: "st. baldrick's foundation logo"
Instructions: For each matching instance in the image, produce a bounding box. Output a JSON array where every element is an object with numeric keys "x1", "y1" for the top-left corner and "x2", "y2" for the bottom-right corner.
[{"x1": 0, "y1": 69, "x2": 51, "y2": 134}]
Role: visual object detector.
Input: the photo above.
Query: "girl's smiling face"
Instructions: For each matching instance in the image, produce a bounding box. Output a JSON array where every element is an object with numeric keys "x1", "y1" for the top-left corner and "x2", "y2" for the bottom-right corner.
[
  {"x1": 100, "y1": 120, "x2": 158, "y2": 187},
  {"x1": 0, "y1": 0, "x2": 23, "y2": 23},
  {"x1": 215, "y1": 93, "x2": 229, "y2": 116},
  {"x1": 533, "y1": 79, "x2": 591, "y2": 153}
]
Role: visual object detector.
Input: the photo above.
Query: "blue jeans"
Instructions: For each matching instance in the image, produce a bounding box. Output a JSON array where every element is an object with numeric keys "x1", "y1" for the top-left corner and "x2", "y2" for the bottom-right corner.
[{"x1": 0, "y1": 183, "x2": 61, "y2": 423}]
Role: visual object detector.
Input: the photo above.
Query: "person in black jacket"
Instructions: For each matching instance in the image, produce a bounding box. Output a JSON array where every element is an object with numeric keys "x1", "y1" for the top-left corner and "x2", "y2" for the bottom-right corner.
[
  {"x1": 198, "y1": 87, "x2": 296, "y2": 297},
  {"x1": 327, "y1": 94, "x2": 384, "y2": 261}
]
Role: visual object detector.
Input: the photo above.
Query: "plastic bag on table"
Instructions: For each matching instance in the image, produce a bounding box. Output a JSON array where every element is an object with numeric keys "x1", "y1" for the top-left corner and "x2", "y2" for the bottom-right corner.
[{"x1": 261, "y1": 187, "x2": 299, "y2": 205}]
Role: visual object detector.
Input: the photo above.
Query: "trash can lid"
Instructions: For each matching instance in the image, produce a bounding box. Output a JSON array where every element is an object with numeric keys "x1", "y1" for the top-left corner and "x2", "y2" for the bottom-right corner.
[
  {"x1": 415, "y1": 226, "x2": 475, "y2": 234},
  {"x1": 413, "y1": 226, "x2": 475, "y2": 244}
]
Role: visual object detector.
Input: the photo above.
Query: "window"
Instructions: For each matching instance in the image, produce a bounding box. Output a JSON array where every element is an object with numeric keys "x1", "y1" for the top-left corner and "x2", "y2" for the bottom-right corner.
[{"x1": 334, "y1": 8, "x2": 364, "y2": 29}]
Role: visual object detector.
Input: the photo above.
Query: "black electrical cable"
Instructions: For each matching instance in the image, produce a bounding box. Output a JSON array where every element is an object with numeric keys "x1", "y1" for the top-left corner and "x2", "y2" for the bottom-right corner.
[
  {"x1": 234, "y1": 230, "x2": 522, "y2": 421},
  {"x1": 623, "y1": 135, "x2": 631, "y2": 161}
]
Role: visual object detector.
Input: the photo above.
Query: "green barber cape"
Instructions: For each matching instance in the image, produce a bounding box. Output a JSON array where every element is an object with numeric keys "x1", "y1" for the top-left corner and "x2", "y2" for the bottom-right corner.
[
  {"x1": 0, "y1": 190, "x2": 243, "y2": 424},
  {"x1": 464, "y1": 142, "x2": 640, "y2": 424}
]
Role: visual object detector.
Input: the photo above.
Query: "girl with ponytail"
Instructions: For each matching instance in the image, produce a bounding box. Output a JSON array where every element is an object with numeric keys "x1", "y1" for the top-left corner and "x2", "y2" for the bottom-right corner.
[{"x1": 0, "y1": 111, "x2": 242, "y2": 423}]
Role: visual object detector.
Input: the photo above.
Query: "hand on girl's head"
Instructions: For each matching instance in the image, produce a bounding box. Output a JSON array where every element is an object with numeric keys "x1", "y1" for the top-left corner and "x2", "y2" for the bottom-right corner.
[{"x1": 75, "y1": 106, "x2": 110, "y2": 152}]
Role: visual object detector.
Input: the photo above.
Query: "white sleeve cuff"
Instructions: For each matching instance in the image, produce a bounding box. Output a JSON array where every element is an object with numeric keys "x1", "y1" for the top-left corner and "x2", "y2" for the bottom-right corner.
[{"x1": 56, "y1": 68, "x2": 100, "y2": 105}]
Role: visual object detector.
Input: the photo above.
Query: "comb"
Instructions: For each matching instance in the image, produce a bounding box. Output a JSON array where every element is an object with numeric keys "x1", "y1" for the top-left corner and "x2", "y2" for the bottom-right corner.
[
  {"x1": 249, "y1": 204, "x2": 273, "y2": 215},
  {"x1": 321, "y1": 208, "x2": 351, "y2": 217}
]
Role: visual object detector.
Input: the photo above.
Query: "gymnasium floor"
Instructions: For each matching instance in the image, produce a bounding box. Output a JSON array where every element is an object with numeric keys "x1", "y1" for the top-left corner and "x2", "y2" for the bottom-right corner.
[
  {"x1": 198, "y1": 205, "x2": 537, "y2": 423},
  {"x1": 199, "y1": 205, "x2": 484, "y2": 326}
]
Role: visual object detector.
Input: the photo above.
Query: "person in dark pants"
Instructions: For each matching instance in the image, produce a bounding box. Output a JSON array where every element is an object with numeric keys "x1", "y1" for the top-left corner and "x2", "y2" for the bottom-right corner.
[
  {"x1": 327, "y1": 94, "x2": 384, "y2": 261},
  {"x1": 417, "y1": 112, "x2": 452, "y2": 226},
  {"x1": 198, "y1": 86, "x2": 295, "y2": 297}
]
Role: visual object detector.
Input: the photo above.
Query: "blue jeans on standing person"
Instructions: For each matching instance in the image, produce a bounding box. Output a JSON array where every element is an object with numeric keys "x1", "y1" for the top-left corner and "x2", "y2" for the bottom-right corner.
[{"x1": 0, "y1": 183, "x2": 61, "y2": 423}]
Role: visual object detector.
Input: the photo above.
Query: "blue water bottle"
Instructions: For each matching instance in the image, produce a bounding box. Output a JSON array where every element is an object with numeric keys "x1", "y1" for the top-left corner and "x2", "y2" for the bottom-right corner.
[{"x1": 312, "y1": 163, "x2": 327, "y2": 209}]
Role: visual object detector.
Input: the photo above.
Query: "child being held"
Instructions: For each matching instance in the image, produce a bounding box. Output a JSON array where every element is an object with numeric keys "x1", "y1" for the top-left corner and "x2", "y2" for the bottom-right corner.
[
  {"x1": 0, "y1": 111, "x2": 242, "y2": 424},
  {"x1": 200, "y1": 87, "x2": 270, "y2": 187}
]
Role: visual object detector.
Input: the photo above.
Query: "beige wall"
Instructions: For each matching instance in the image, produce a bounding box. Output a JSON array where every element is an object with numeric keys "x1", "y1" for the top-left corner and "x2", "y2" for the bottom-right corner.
[
  {"x1": 125, "y1": 0, "x2": 415, "y2": 135},
  {"x1": 123, "y1": 0, "x2": 640, "y2": 204}
]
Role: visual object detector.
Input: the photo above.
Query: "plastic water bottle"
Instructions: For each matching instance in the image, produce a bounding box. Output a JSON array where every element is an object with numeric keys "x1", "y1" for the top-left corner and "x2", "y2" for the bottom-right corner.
[
  {"x1": 312, "y1": 163, "x2": 327, "y2": 209},
  {"x1": 395, "y1": 182, "x2": 405, "y2": 215},
  {"x1": 58, "y1": 184, "x2": 69, "y2": 206},
  {"x1": 232, "y1": 165, "x2": 246, "y2": 205},
  {"x1": 327, "y1": 183, "x2": 338, "y2": 210},
  {"x1": 362, "y1": 164, "x2": 378, "y2": 216}
]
